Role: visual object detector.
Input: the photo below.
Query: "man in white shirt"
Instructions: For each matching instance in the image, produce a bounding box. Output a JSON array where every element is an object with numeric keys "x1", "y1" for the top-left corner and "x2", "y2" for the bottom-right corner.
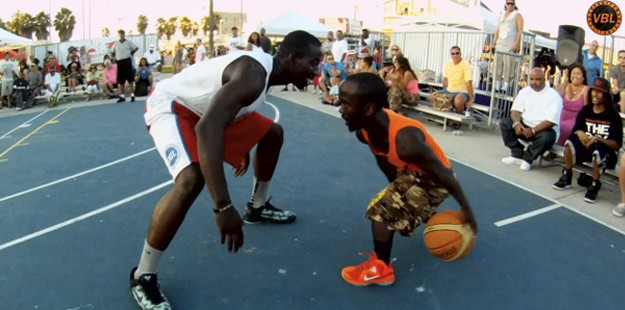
[
  {"x1": 500, "y1": 68, "x2": 562, "y2": 171},
  {"x1": 1, "y1": 53, "x2": 15, "y2": 108},
  {"x1": 226, "y1": 27, "x2": 246, "y2": 54},
  {"x1": 331, "y1": 30, "x2": 348, "y2": 64},
  {"x1": 195, "y1": 39, "x2": 207, "y2": 63},
  {"x1": 44, "y1": 66, "x2": 62, "y2": 106}
]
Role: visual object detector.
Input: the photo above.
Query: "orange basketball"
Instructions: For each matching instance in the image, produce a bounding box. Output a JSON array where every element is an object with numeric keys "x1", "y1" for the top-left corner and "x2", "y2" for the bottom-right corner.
[{"x1": 423, "y1": 210, "x2": 476, "y2": 261}]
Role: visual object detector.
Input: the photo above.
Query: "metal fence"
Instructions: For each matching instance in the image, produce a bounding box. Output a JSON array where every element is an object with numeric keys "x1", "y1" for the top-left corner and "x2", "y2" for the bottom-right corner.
[{"x1": 606, "y1": 34, "x2": 625, "y2": 79}]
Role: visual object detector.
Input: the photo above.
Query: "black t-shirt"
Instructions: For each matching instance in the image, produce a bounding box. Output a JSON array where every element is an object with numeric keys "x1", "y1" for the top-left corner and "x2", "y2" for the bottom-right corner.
[
  {"x1": 572, "y1": 105, "x2": 623, "y2": 147},
  {"x1": 260, "y1": 36, "x2": 272, "y2": 54}
]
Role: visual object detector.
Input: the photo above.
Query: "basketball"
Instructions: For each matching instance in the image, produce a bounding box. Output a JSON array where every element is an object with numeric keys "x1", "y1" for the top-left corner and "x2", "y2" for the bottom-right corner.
[{"x1": 423, "y1": 210, "x2": 476, "y2": 261}]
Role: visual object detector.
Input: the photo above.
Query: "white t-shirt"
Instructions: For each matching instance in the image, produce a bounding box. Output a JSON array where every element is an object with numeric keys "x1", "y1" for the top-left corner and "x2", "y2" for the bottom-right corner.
[
  {"x1": 226, "y1": 36, "x2": 246, "y2": 53},
  {"x1": 45, "y1": 73, "x2": 61, "y2": 90},
  {"x1": 511, "y1": 85, "x2": 563, "y2": 141},
  {"x1": 145, "y1": 51, "x2": 274, "y2": 126},
  {"x1": 195, "y1": 44, "x2": 207, "y2": 63},
  {"x1": 143, "y1": 51, "x2": 161, "y2": 65},
  {"x1": 0, "y1": 61, "x2": 15, "y2": 81},
  {"x1": 331, "y1": 39, "x2": 348, "y2": 63}
]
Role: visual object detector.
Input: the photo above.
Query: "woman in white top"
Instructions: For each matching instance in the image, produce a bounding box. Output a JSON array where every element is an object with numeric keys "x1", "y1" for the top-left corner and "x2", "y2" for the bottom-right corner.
[{"x1": 246, "y1": 32, "x2": 263, "y2": 52}]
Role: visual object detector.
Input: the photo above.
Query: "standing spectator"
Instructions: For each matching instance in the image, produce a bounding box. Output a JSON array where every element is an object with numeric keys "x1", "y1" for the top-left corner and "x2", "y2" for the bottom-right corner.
[
  {"x1": 492, "y1": 0, "x2": 523, "y2": 93},
  {"x1": 500, "y1": 68, "x2": 562, "y2": 171},
  {"x1": 1, "y1": 53, "x2": 15, "y2": 108},
  {"x1": 322, "y1": 31, "x2": 334, "y2": 56},
  {"x1": 110, "y1": 29, "x2": 138, "y2": 103},
  {"x1": 611, "y1": 50, "x2": 625, "y2": 112},
  {"x1": 552, "y1": 78, "x2": 622, "y2": 203},
  {"x1": 226, "y1": 27, "x2": 246, "y2": 54},
  {"x1": 555, "y1": 64, "x2": 589, "y2": 146},
  {"x1": 195, "y1": 39, "x2": 207, "y2": 63},
  {"x1": 259, "y1": 28, "x2": 272, "y2": 54},
  {"x1": 332, "y1": 30, "x2": 348, "y2": 63},
  {"x1": 173, "y1": 44, "x2": 184, "y2": 74},
  {"x1": 583, "y1": 40, "x2": 602, "y2": 86},
  {"x1": 246, "y1": 32, "x2": 262, "y2": 51}
]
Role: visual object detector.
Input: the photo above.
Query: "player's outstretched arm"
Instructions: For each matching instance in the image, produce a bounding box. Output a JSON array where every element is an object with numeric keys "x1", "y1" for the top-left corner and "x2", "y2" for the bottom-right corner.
[{"x1": 395, "y1": 127, "x2": 477, "y2": 233}]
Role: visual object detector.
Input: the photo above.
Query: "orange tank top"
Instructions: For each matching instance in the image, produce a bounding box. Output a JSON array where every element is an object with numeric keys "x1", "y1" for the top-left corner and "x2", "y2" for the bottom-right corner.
[{"x1": 361, "y1": 109, "x2": 451, "y2": 172}]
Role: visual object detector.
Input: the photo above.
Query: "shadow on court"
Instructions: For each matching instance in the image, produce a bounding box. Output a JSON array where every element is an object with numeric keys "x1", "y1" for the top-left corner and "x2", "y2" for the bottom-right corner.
[{"x1": 0, "y1": 98, "x2": 623, "y2": 310}]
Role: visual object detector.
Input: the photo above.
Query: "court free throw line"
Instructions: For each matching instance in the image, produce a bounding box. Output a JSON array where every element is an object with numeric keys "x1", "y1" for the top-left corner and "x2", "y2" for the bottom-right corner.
[
  {"x1": 494, "y1": 204, "x2": 561, "y2": 227},
  {"x1": 0, "y1": 110, "x2": 50, "y2": 140},
  {"x1": 271, "y1": 96, "x2": 625, "y2": 236},
  {"x1": 0, "y1": 180, "x2": 174, "y2": 252},
  {"x1": 0, "y1": 147, "x2": 157, "y2": 203}
]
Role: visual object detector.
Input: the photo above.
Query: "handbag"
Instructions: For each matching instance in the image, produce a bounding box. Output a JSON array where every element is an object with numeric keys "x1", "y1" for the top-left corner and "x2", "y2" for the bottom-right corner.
[{"x1": 431, "y1": 91, "x2": 454, "y2": 112}]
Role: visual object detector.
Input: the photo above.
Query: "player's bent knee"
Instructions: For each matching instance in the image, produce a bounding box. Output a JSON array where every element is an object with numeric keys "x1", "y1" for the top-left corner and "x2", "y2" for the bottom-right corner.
[
  {"x1": 173, "y1": 164, "x2": 205, "y2": 199},
  {"x1": 265, "y1": 122, "x2": 284, "y2": 143}
]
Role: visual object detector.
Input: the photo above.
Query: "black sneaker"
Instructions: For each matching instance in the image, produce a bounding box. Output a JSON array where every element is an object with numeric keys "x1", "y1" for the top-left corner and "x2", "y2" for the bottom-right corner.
[
  {"x1": 553, "y1": 169, "x2": 572, "y2": 190},
  {"x1": 244, "y1": 198, "x2": 296, "y2": 224},
  {"x1": 584, "y1": 180, "x2": 602, "y2": 203},
  {"x1": 129, "y1": 267, "x2": 171, "y2": 310},
  {"x1": 577, "y1": 172, "x2": 592, "y2": 187},
  {"x1": 131, "y1": 95, "x2": 136, "y2": 102},
  {"x1": 117, "y1": 97, "x2": 126, "y2": 103}
]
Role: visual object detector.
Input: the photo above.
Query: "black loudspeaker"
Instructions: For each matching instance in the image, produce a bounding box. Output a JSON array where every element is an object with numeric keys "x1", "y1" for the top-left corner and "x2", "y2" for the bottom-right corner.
[{"x1": 556, "y1": 25, "x2": 585, "y2": 69}]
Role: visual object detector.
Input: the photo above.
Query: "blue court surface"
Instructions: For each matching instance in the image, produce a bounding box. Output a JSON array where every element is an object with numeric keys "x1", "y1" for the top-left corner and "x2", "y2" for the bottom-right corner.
[{"x1": 0, "y1": 96, "x2": 624, "y2": 310}]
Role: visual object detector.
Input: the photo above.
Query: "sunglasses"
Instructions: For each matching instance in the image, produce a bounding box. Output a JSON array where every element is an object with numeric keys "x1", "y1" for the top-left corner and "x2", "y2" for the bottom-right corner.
[
  {"x1": 506, "y1": 2, "x2": 515, "y2": 5},
  {"x1": 451, "y1": 52, "x2": 460, "y2": 55}
]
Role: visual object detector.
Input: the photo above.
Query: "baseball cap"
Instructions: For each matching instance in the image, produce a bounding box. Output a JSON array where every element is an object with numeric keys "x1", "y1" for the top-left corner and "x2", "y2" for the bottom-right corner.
[
  {"x1": 589, "y1": 77, "x2": 610, "y2": 93},
  {"x1": 361, "y1": 48, "x2": 370, "y2": 54}
]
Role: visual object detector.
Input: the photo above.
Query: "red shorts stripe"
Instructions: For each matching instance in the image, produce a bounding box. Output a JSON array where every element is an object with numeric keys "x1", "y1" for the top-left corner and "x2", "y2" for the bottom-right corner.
[{"x1": 169, "y1": 101, "x2": 274, "y2": 169}]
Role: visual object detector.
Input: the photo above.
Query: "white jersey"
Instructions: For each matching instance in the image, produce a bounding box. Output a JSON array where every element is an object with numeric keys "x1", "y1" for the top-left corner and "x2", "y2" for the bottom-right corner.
[{"x1": 145, "y1": 51, "x2": 273, "y2": 126}]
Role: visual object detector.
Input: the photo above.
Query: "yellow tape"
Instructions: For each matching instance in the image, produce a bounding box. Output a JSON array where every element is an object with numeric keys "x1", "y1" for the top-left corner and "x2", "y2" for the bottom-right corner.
[{"x1": 367, "y1": 188, "x2": 387, "y2": 209}]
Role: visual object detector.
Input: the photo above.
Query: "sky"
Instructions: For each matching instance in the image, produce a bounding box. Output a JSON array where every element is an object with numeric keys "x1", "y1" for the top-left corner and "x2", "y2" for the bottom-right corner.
[{"x1": 1, "y1": 0, "x2": 623, "y2": 44}]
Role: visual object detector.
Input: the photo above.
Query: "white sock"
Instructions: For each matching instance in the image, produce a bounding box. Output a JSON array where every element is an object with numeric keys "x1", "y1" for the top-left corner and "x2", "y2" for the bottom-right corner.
[
  {"x1": 134, "y1": 239, "x2": 164, "y2": 279},
  {"x1": 250, "y1": 176, "x2": 271, "y2": 208}
]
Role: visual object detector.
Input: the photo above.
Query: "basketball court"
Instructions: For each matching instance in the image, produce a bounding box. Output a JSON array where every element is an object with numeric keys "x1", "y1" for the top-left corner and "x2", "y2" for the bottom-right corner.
[{"x1": 0, "y1": 96, "x2": 623, "y2": 310}]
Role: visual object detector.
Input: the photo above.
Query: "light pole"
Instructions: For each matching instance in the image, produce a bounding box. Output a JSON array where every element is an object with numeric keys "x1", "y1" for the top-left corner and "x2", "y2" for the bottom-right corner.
[{"x1": 209, "y1": 0, "x2": 214, "y2": 57}]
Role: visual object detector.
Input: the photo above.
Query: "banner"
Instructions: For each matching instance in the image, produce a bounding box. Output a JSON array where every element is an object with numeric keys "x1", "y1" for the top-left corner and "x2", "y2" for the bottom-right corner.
[{"x1": 58, "y1": 36, "x2": 119, "y2": 67}]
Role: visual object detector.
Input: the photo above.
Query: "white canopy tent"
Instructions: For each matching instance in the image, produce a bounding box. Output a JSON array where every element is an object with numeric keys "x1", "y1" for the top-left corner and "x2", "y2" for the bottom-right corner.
[
  {"x1": 0, "y1": 28, "x2": 34, "y2": 51},
  {"x1": 257, "y1": 11, "x2": 333, "y2": 38}
]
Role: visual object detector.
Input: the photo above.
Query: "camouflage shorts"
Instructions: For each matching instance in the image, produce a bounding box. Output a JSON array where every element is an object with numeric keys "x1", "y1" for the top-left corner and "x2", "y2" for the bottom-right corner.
[{"x1": 365, "y1": 170, "x2": 452, "y2": 237}]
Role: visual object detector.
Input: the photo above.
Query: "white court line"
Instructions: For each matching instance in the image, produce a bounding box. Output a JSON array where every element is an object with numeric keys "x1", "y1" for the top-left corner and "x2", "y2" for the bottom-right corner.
[
  {"x1": 0, "y1": 110, "x2": 49, "y2": 140},
  {"x1": 265, "y1": 102, "x2": 280, "y2": 123},
  {"x1": 269, "y1": 97, "x2": 625, "y2": 236},
  {"x1": 0, "y1": 147, "x2": 156, "y2": 203},
  {"x1": 0, "y1": 180, "x2": 173, "y2": 252},
  {"x1": 494, "y1": 204, "x2": 561, "y2": 227}
]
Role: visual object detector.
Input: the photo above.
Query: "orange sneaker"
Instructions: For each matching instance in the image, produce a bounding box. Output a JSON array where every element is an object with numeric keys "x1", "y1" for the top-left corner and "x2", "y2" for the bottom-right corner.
[{"x1": 341, "y1": 252, "x2": 395, "y2": 287}]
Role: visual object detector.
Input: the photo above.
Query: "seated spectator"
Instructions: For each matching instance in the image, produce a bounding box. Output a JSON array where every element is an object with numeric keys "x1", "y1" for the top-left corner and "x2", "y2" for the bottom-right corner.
[
  {"x1": 134, "y1": 57, "x2": 152, "y2": 97},
  {"x1": 611, "y1": 50, "x2": 625, "y2": 112},
  {"x1": 356, "y1": 55, "x2": 377, "y2": 74},
  {"x1": 500, "y1": 68, "x2": 562, "y2": 171},
  {"x1": 612, "y1": 155, "x2": 625, "y2": 217},
  {"x1": 27, "y1": 64, "x2": 43, "y2": 97},
  {"x1": 43, "y1": 67, "x2": 61, "y2": 107},
  {"x1": 12, "y1": 71, "x2": 33, "y2": 111},
  {"x1": 553, "y1": 78, "x2": 623, "y2": 203},
  {"x1": 67, "y1": 62, "x2": 82, "y2": 93},
  {"x1": 78, "y1": 46, "x2": 91, "y2": 70},
  {"x1": 387, "y1": 54, "x2": 419, "y2": 114},
  {"x1": 430, "y1": 46, "x2": 474, "y2": 115},
  {"x1": 555, "y1": 64, "x2": 589, "y2": 146},
  {"x1": 101, "y1": 59, "x2": 118, "y2": 99},
  {"x1": 85, "y1": 65, "x2": 100, "y2": 101},
  {"x1": 45, "y1": 54, "x2": 61, "y2": 74},
  {"x1": 360, "y1": 48, "x2": 376, "y2": 69},
  {"x1": 320, "y1": 54, "x2": 347, "y2": 105}
]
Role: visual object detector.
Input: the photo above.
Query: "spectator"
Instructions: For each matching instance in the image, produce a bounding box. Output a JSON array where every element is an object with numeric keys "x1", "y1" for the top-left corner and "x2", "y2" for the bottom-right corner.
[
  {"x1": 387, "y1": 54, "x2": 419, "y2": 114},
  {"x1": 43, "y1": 66, "x2": 61, "y2": 107},
  {"x1": 373, "y1": 46, "x2": 382, "y2": 70},
  {"x1": 85, "y1": 65, "x2": 99, "y2": 101},
  {"x1": 143, "y1": 44, "x2": 160, "y2": 68},
  {"x1": 1, "y1": 53, "x2": 15, "y2": 108},
  {"x1": 492, "y1": 0, "x2": 523, "y2": 93},
  {"x1": 320, "y1": 54, "x2": 347, "y2": 104},
  {"x1": 583, "y1": 40, "x2": 602, "y2": 86},
  {"x1": 355, "y1": 55, "x2": 377, "y2": 74},
  {"x1": 110, "y1": 29, "x2": 138, "y2": 102},
  {"x1": 322, "y1": 31, "x2": 334, "y2": 56},
  {"x1": 78, "y1": 46, "x2": 92, "y2": 71},
  {"x1": 226, "y1": 27, "x2": 246, "y2": 54},
  {"x1": 195, "y1": 39, "x2": 207, "y2": 63},
  {"x1": 555, "y1": 64, "x2": 589, "y2": 146},
  {"x1": 612, "y1": 156, "x2": 625, "y2": 217},
  {"x1": 134, "y1": 57, "x2": 152, "y2": 96},
  {"x1": 500, "y1": 68, "x2": 562, "y2": 171},
  {"x1": 27, "y1": 64, "x2": 43, "y2": 97},
  {"x1": 101, "y1": 59, "x2": 118, "y2": 99},
  {"x1": 552, "y1": 78, "x2": 622, "y2": 203},
  {"x1": 389, "y1": 44, "x2": 402, "y2": 59},
  {"x1": 431, "y1": 46, "x2": 474, "y2": 115},
  {"x1": 45, "y1": 54, "x2": 61, "y2": 74},
  {"x1": 332, "y1": 30, "x2": 348, "y2": 63},
  {"x1": 67, "y1": 62, "x2": 82, "y2": 93},
  {"x1": 12, "y1": 70, "x2": 33, "y2": 111},
  {"x1": 259, "y1": 28, "x2": 272, "y2": 54},
  {"x1": 610, "y1": 50, "x2": 625, "y2": 112},
  {"x1": 246, "y1": 32, "x2": 262, "y2": 51},
  {"x1": 173, "y1": 44, "x2": 185, "y2": 74}
]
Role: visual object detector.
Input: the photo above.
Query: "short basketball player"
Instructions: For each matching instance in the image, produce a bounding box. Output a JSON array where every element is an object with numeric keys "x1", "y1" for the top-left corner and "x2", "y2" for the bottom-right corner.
[
  {"x1": 337, "y1": 73, "x2": 478, "y2": 286},
  {"x1": 131, "y1": 31, "x2": 323, "y2": 309}
]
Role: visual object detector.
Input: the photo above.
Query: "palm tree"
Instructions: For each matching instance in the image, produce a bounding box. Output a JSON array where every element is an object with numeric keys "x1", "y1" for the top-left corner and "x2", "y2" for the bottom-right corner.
[
  {"x1": 102, "y1": 27, "x2": 110, "y2": 37},
  {"x1": 201, "y1": 13, "x2": 220, "y2": 36},
  {"x1": 137, "y1": 15, "x2": 148, "y2": 35},
  {"x1": 34, "y1": 11, "x2": 51, "y2": 41},
  {"x1": 0, "y1": 18, "x2": 6, "y2": 30},
  {"x1": 165, "y1": 17, "x2": 178, "y2": 40},
  {"x1": 53, "y1": 7, "x2": 76, "y2": 42},
  {"x1": 179, "y1": 16, "x2": 192, "y2": 37},
  {"x1": 156, "y1": 18, "x2": 167, "y2": 39},
  {"x1": 6, "y1": 11, "x2": 36, "y2": 39},
  {"x1": 192, "y1": 21, "x2": 199, "y2": 36}
]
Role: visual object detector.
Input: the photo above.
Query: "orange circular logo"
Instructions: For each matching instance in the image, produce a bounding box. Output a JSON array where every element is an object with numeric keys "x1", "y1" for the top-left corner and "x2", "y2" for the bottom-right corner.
[{"x1": 587, "y1": 1, "x2": 622, "y2": 35}]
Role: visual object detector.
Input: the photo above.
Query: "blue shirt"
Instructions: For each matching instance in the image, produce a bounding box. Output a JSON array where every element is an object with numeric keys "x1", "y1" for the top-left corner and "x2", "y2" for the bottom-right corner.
[
  {"x1": 583, "y1": 50, "x2": 602, "y2": 86},
  {"x1": 323, "y1": 61, "x2": 347, "y2": 80}
]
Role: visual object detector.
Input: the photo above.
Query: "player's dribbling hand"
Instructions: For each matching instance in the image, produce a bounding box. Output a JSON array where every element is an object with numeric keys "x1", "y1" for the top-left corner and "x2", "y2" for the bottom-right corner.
[
  {"x1": 215, "y1": 207, "x2": 244, "y2": 253},
  {"x1": 462, "y1": 208, "x2": 478, "y2": 235},
  {"x1": 233, "y1": 153, "x2": 250, "y2": 177}
]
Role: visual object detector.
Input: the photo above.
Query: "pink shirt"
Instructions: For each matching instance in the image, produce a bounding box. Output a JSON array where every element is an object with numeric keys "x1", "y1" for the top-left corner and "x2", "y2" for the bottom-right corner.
[
  {"x1": 103, "y1": 64, "x2": 117, "y2": 84},
  {"x1": 406, "y1": 79, "x2": 420, "y2": 94}
]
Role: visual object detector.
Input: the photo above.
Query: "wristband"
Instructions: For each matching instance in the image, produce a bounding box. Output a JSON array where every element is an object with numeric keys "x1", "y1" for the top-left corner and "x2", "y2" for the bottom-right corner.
[
  {"x1": 513, "y1": 121, "x2": 520, "y2": 128},
  {"x1": 531, "y1": 127, "x2": 536, "y2": 135},
  {"x1": 214, "y1": 203, "x2": 233, "y2": 213}
]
